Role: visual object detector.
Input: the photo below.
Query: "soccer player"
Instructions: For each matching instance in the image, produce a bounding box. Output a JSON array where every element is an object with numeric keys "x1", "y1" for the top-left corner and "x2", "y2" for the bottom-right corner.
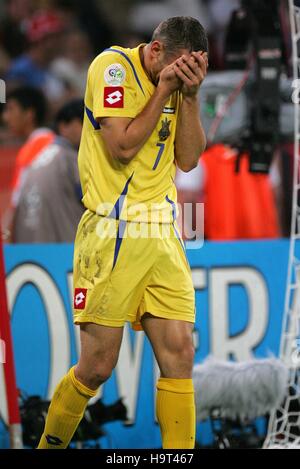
[{"x1": 38, "y1": 16, "x2": 208, "y2": 449}]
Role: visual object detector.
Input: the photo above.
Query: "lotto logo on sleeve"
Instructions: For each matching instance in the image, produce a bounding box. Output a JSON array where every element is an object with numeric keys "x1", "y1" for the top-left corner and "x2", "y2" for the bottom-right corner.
[
  {"x1": 74, "y1": 288, "x2": 87, "y2": 310},
  {"x1": 104, "y1": 87, "x2": 124, "y2": 108}
]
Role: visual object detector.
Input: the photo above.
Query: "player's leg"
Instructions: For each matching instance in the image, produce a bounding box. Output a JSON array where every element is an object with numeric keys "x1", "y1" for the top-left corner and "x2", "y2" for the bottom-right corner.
[
  {"x1": 142, "y1": 315, "x2": 195, "y2": 449},
  {"x1": 37, "y1": 323, "x2": 123, "y2": 449},
  {"x1": 75, "y1": 322, "x2": 123, "y2": 389}
]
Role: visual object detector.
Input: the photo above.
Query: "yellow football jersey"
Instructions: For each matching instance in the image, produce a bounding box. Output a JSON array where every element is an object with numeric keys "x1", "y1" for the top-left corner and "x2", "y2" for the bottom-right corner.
[{"x1": 78, "y1": 44, "x2": 181, "y2": 223}]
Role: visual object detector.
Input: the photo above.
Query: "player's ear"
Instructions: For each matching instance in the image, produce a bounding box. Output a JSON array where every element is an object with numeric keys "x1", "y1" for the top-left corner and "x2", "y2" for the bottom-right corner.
[{"x1": 150, "y1": 40, "x2": 164, "y2": 60}]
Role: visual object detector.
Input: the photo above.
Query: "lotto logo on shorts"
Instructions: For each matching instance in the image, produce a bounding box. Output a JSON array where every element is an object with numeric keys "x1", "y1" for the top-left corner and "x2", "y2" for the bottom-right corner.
[
  {"x1": 104, "y1": 87, "x2": 124, "y2": 108},
  {"x1": 74, "y1": 288, "x2": 87, "y2": 310}
]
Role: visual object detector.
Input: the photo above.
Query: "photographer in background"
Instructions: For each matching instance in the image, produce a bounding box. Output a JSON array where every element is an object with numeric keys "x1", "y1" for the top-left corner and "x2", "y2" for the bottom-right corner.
[{"x1": 12, "y1": 99, "x2": 84, "y2": 243}]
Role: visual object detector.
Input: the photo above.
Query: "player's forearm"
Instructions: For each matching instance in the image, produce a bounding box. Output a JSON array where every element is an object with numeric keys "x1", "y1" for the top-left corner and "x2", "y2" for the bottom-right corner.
[
  {"x1": 175, "y1": 96, "x2": 206, "y2": 172},
  {"x1": 114, "y1": 87, "x2": 170, "y2": 163}
]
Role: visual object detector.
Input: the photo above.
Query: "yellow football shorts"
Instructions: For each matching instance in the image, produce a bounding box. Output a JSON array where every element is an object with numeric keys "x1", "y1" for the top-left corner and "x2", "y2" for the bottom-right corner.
[{"x1": 73, "y1": 209, "x2": 195, "y2": 330}]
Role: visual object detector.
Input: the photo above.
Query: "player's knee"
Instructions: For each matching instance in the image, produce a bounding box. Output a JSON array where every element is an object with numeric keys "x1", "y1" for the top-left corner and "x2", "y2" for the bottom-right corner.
[
  {"x1": 90, "y1": 364, "x2": 114, "y2": 386},
  {"x1": 162, "y1": 339, "x2": 195, "y2": 376},
  {"x1": 178, "y1": 342, "x2": 195, "y2": 370},
  {"x1": 76, "y1": 362, "x2": 114, "y2": 389},
  {"x1": 172, "y1": 335, "x2": 194, "y2": 361}
]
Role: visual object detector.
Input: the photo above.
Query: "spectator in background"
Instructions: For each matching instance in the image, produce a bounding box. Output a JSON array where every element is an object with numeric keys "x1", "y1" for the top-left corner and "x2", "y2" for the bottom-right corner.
[
  {"x1": 2, "y1": 86, "x2": 54, "y2": 207},
  {"x1": 12, "y1": 99, "x2": 84, "y2": 243},
  {"x1": 0, "y1": 0, "x2": 32, "y2": 74},
  {"x1": 5, "y1": 10, "x2": 66, "y2": 102},
  {"x1": 2, "y1": 86, "x2": 54, "y2": 239},
  {"x1": 51, "y1": 0, "x2": 114, "y2": 55},
  {"x1": 51, "y1": 29, "x2": 93, "y2": 97}
]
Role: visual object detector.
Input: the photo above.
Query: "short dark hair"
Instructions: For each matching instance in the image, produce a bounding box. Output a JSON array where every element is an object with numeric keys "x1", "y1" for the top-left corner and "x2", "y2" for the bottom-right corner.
[
  {"x1": 55, "y1": 99, "x2": 84, "y2": 128},
  {"x1": 151, "y1": 16, "x2": 208, "y2": 57},
  {"x1": 7, "y1": 86, "x2": 47, "y2": 126}
]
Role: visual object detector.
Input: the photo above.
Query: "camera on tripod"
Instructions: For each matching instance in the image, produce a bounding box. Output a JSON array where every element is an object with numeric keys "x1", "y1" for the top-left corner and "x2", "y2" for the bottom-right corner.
[{"x1": 201, "y1": 0, "x2": 290, "y2": 174}]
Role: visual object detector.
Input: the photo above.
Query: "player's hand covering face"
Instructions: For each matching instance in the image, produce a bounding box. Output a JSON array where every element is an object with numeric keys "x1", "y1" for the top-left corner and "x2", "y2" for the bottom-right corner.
[
  {"x1": 157, "y1": 61, "x2": 183, "y2": 97},
  {"x1": 174, "y1": 51, "x2": 208, "y2": 97}
]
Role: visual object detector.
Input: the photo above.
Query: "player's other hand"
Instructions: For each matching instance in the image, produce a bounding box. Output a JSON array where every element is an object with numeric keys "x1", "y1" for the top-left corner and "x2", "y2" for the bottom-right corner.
[
  {"x1": 174, "y1": 51, "x2": 208, "y2": 98},
  {"x1": 157, "y1": 62, "x2": 182, "y2": 98}
]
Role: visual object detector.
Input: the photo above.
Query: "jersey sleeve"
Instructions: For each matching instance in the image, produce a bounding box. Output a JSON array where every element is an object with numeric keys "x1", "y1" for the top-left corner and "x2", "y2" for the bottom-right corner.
[{"x1": 88, "y1": 51, "x2": 140, "y2": 120}]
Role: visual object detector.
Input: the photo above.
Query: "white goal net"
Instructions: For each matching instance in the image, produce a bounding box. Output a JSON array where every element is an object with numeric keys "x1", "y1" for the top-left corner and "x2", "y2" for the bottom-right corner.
[{"x1": 264, "y1": 0, "x2": 300, "y2": 449}]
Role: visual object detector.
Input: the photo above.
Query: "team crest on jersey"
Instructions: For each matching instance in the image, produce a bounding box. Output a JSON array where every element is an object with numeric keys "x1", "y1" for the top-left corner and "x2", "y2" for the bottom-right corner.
[
  {"x1": 158, "y1": 117, "x2": 171, "y2": 141},
  {"x1": 104, "y1": 87, "x2": 124, "y2": 108},
  {"x1": 104, "y1": 63, "x2": 126, "y2": 86},
  {"x1": 74, "y1": 288, "x2": 87, "y2": 310}
]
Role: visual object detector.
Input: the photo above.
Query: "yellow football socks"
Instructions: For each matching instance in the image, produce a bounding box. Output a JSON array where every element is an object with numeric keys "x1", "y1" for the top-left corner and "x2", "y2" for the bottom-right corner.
[
  {"x1": 156, "y1": 378, "x2": 196, "y2": 449},
  {"x1": 37, "y1": 366, "x2": 97, "y2": 449}
]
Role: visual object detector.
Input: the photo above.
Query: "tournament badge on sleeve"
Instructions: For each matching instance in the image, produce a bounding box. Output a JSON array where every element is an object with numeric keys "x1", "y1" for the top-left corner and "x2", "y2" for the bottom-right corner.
[{"x1": 104, "y1": 64, "x2": 126, "y2": 86}]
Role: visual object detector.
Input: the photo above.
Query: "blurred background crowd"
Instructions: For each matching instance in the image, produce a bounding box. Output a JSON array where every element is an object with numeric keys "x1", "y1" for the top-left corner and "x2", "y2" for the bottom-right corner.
[{"x1": 0, "y1": 0, "x2": 296, "y2": 243}]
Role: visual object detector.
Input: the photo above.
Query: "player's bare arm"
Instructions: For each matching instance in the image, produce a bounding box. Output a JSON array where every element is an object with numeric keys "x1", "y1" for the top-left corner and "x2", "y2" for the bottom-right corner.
[
  {"x1": 98, "y1": 62, "x2": 181, "y2": 164},
  {"x1": 174, "y1": 51, "x2": 208, "y2": 172}
]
